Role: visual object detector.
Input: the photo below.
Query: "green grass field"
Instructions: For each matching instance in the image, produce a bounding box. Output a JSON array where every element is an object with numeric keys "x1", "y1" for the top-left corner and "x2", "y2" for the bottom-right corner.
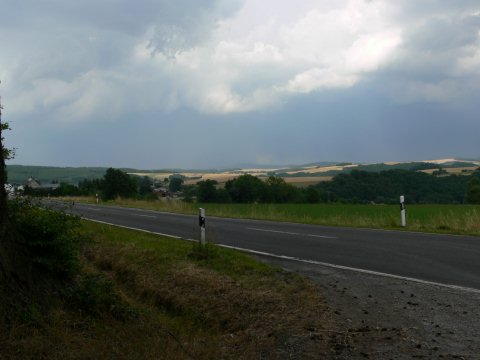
[{"x1": 68, "y1": 197, "x2": 480, "y2": 236}]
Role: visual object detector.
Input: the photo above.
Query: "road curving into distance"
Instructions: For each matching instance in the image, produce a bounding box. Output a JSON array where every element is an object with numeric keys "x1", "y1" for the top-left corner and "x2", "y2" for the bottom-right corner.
[{"x1": 59, "y1": 201, "x2": 480, "y2": 292}]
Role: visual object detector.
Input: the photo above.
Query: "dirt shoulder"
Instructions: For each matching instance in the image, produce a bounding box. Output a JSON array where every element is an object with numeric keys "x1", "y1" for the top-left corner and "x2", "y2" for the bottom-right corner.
[{"x1": 256, "y1": 255, "x2": 480, "y2": 359}]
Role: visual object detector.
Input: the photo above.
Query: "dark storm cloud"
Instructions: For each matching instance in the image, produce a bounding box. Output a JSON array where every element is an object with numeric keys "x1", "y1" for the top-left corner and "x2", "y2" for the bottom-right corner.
[{"x1": 0, "y1": 0, "x2": 242, "y2": 35}]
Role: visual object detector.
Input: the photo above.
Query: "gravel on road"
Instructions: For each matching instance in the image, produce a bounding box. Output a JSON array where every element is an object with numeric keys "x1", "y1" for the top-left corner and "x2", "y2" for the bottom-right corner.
[{"x1": 257, "y1": 255, "x2": 480, "y2": 359}]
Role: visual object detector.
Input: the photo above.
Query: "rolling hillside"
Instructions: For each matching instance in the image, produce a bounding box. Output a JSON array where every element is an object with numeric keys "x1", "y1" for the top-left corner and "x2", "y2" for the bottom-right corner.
[
  {"x1": 6, "y1": 165, "x2": 109, "y2": 185},
  {"x1": 7, "y1": 158, "x2": 479, "y2": 187}
]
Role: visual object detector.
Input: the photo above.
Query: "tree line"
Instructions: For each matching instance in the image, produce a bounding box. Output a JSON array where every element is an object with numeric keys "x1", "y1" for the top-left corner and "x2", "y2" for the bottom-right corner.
[
  {"x1": 193, "y1": 170, "x2": 480, "y2": 205},
  {"x1": 192, "y1": 175, "x2": 321, "y2": 203},
  {"x1": 24, "y1": 168, "x2": 155, "y2": 200},
  {"x1": 22, "y1": 167, "x2": 480, "y2": 205},
  {"x1": 317, "y1": 169, "x2": 479, "y2": 204}
]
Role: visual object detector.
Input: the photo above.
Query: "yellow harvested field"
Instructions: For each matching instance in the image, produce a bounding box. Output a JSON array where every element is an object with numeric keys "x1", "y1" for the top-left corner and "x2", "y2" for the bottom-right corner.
[
  {"x1": 183, "y1": 174, "x2": 240, "y2": 185},
  {"x1": 420, "y1": 158, "x2": 458, "y2": 164},
  {"x1": 238, "y1": 168, "x2": 282, "y2": 173},
  {"x1": 183, "y1": 175, "x2": 332, "y2": 186},
  {"x1": 129, "y1": 159, "x2": 478, "y2": 187},
  {"x1": 130, "y1": 163, "x2": 341, "y2": 187},
  {"x1": 287, "y1": 164, "x2": 358, "y2": 174},
  {"x1": 129, "y1": 172, "x2": 171, "y2": 179},
  {"x1": 384, "y1": 159, "x2": 480, "y2": 166},
  {"x1": 420, "y1": 167, "x2": 478, "y2": 175}
]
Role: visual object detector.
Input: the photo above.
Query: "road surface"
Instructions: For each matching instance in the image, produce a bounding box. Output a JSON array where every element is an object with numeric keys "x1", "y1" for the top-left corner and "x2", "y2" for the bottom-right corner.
[{"x1": 63, "y1": 202, "x2": 480, "y2": 291}]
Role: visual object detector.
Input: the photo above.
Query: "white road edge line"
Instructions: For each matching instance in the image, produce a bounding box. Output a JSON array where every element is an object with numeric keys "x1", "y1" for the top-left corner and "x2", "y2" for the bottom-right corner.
[
  {"x1": 247, "y1": 227, "x2": 337, "y2": 239},
  {"x1": 83, "y1": 218, "x2": 480, "y2": 295},
  {"x1": 84, "y1": 218, "x2": 184, "y2": 240},
  {"x1": 133, "y1": 214, "x2": 156, "y2": 218}
]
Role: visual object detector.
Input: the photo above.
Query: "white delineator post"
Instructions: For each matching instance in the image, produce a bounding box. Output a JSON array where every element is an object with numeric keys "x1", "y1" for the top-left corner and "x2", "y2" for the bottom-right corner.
[
  {"x1": 400, "y1": 195, "x2": 406, "y2": 227},
  {"x1": 199, "y1": 208, "x2": 206, "y2": 245},
  {"x1": 96, "y1": 193, "x2": 99, "y2": 204}
]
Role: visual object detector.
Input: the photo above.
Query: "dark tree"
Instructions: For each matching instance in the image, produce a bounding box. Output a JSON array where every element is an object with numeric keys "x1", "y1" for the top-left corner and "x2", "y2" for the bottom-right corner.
[
  {"x1": 0, "y1": 88, "x2": 32, "y2": 288},
  {"x1": 0, "y1": 89, "x2": 15, "y2": 225},
  {"x1": 137, "y1": 176, "x2": 153, "y2": 196},
  {"x1": 196, "y1": 180, "x2": 218, "y2": 202},
  {"x1": 182, "y1": 184, "x2": 196, "y2": 202},
  {"x1": 0, "y1": 111, "x2": 7, "y2": 226},
  {"x1": 304, "y1": 186, "x2": 321, "y2": 203},
  {"x1": 168, "y1": 177, "x2": 184, "y2": 193},
  {"x1": 264, "y1": 176, "x2": 297, "y2": 203},
  {"x1": 225, "y1": 174, "x2": 266, "y2": 203},
  {"x1": 78, "y1": 178, "x2": 102, "y2": 195},
  {"x1": 214, "y1": 188, "x2": 232, "y2": 203},
  {"x1": 102, "y1": 168, "x2": 137, "y2": 200},
  {"x1": 466, "y1": 177, "x2": 480, "y2": 204},
  {"x1": 316, "y1": 169, "x2": 470, "y2": 204}
]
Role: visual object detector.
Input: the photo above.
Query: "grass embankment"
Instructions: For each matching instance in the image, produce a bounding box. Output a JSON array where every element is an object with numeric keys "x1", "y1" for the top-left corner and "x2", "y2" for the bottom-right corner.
[
  {"x1": 1, "y1": 221, "x2": 341, "y2": 359},
  {"x1": 70, "y1": 197, "x2": 480, "y2": 236}
]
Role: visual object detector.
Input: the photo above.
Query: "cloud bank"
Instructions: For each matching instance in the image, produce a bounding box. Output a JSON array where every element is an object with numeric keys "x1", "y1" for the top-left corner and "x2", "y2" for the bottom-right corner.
[
  {"x1": 1, "y1": 0, "x2": 479, "y2": 168},
  {"x1": 2, "y1": 0, "x2": 478, "y2": 121}
]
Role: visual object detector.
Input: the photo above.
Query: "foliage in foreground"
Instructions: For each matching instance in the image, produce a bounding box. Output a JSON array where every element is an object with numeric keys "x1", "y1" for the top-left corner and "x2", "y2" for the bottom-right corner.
[
  {"x1": 1, "y1": 199, "x2": 134, "y2": 343},
  {"x1": 1, "y1": 220, "x2": 342, "y2": 359},
  {"x1": 7, "y1": 198, "x2": 86, "y2": 279}
]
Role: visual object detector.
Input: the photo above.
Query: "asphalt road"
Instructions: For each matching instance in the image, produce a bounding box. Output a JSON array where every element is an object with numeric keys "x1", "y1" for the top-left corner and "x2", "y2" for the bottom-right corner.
[{"x1": 64, "y1": 202, "x2": 480, "y2": 291}]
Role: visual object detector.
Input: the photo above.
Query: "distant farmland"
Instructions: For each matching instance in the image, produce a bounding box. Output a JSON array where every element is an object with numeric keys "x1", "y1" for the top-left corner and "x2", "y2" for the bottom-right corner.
[{"x1": 7, "y1": 158, "x2": 478, "y2": 187}]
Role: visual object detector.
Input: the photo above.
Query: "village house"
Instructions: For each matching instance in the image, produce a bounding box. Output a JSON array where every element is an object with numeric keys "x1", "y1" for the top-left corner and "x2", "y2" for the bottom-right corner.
[
  {"x1": 24, "y1": 177, "x2": 60, "y2": 191},
  {"x1": 25, "y1": 177, "x2": 41, "y2": 189}
]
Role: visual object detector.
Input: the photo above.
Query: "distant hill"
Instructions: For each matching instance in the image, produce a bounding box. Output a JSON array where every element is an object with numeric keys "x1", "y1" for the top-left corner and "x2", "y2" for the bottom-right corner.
[
  {"x1": 6, "y1": 158, "x2": 479, "y2": 186},
  {"x1": 6, "y1": 165, "x2": 109, "y2": 185},
  {"x1": 298, "y1": 161, "x2": 341, "y2": 167}
]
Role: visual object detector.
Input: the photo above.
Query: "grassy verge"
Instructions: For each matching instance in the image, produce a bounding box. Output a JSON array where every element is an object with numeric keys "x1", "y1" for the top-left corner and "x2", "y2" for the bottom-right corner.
[
  {"x1": 1, "y1": 221, "x2": 342, "y2": 359},
  {"x1": 67, "y1": 197, "x2": 480, "y2": 236}
]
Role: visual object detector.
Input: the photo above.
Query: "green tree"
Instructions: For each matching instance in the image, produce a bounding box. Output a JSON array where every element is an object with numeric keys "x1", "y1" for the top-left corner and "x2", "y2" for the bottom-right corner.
[
  {"x1": 214, "y1": 188, "x2": 232, "y2": 203},
  {"x1": 0, "y1": 122, "x2": 9, "y2": 225},
  {"x1": 102, "y1": 168, "x2": 137, "y2": 200},
  {"x1": 137, "y1": 176, "x2": 153, "y2": 196},
  {"x1": 1, "y1": 87, "x2": 85, "y2": 316},
  {"x1": 78, "y1": 178, "x2": 102, "y2": 196},
  {"x1": 304, "y1": 186, "x2": 321, "y2": 203},
  {"x1": 0, "y1": 90, "x2": 33, "y2": 289},
  {"x1": 465, "y1": 177, "x2": 480, "y2": 204},
  {"x1": 316, "y1": 169, "x2": 469, "y2": 204},
  {"x1": 182, "y1": 184, "x2": 196, "y2": 202},
  {"x1": 1, "y1": 115, "x2": 15, "y2": 223},
  {"x1": 264, "y1": 176, "x2": 297, "y2": 203},
  {"x1": 56, "y1": 182, "x2": 79, "y2": 196},
  {"x1": 196, "y1": 180, "x2": 218, "y2": 202},
  {"x1": 225, "y1": 174, "x2": 265, "y2": 203},
  {"x1": 168, "y1": 177, "x2": 184, "y2": 192}
]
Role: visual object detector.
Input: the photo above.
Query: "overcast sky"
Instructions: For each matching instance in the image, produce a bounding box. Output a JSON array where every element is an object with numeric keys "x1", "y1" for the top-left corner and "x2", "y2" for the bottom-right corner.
[{"x1": 1, "y1": 0, "x2": 479, "y2": 169}]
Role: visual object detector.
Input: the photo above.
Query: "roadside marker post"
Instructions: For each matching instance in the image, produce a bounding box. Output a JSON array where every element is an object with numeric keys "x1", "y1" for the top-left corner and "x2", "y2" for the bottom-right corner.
[
  {"x1": 199, "y1": 208, "x2": 206, "y2": 245},
  {"x1": 400, "y1": 195, "x2": 406, "y2": 227},
  {"x1": 96, "y1": 193, "x2": 99, "y2": 204}
]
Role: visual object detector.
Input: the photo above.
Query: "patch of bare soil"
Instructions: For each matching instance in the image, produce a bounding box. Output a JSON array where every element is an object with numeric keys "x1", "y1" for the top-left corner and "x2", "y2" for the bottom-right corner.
[{"x1": 257, "y1": 256, "x2": 480, "y2": 359}]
